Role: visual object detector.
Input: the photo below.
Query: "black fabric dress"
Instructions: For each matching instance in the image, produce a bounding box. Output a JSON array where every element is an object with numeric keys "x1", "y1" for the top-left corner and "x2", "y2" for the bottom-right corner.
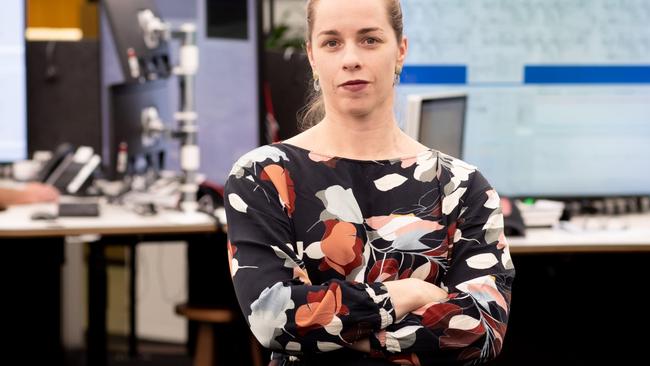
[{"x1": 224, "y1": 143, "x2": 515, "y2": 365}]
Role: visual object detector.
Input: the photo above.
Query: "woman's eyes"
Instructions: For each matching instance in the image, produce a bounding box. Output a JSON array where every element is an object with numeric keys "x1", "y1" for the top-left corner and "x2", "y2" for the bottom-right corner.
[
  {"x1": 364, "y1": 37, "x2": 379, "y2": 45},
  {"x1": 325, "y1": 40, "x2": 339, "y2": 48},
  {"x1": 322, "y1": 37, "x2": 381, "y2": 49}
]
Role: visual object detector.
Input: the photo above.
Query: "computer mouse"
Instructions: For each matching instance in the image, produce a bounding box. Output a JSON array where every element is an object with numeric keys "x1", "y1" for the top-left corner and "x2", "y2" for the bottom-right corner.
[{"x1": 31, "y1": 211, "x2": 58, "y2": 221}]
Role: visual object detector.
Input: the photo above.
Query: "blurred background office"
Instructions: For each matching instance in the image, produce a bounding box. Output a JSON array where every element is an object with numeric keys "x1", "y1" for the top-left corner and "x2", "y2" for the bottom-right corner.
[{"x1": 1, "y1": 0, "x2": 649, "y2": 365}]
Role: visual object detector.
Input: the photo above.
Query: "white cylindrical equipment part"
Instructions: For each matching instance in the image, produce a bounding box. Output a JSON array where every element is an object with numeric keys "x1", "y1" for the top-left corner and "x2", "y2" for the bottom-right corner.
[
  {"x1": 180, "y1": 200, "x2": 199, "y2": 213},
  {"x1": 181, "y1": 145, "x2": 200, "y2": 171},
  {"x1": 179, "y1": 45, "x2": 199, "y2": 75}
]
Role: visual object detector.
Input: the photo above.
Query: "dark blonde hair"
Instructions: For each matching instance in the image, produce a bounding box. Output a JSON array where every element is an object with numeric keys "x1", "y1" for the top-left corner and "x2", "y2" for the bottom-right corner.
[{"x1": 298, "y1": 0, "x2": 404, "y2": 130}]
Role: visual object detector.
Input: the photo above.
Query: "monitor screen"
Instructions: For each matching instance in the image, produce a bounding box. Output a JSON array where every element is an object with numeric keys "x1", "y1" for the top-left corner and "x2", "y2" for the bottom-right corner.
[
  {"x1": 398, "y1": 0, "x2": 650, "y2": 198},
  {"x1": 418, "y1": 96, "x2": 466, "y2": 159},
  {"x1": 0, "y1": 0, "x2": 26, "y2": 162}
]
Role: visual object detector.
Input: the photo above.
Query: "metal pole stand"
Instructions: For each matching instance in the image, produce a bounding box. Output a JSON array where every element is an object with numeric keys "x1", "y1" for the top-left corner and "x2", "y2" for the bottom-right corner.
[{"x1": 172, "y1": 24, "x2": 200, "y2": 213}]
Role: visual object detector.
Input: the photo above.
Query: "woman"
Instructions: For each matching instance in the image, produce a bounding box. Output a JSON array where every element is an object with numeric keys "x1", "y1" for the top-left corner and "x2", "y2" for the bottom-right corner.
[{"x1": 224, "y1": 0, "x2": 514, "y2": 365}]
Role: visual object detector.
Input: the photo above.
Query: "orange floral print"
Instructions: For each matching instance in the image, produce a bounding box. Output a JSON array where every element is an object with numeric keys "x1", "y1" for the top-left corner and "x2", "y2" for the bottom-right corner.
[
  {"x1": 319, "y1": 220, "x2": 364, "y2": 276},
  {"x1": 295, "y1": 283, "x2": 350, "y2": 334},
  {"x1": 261, "y1": 164, "x2": 296, "y2": 217}
]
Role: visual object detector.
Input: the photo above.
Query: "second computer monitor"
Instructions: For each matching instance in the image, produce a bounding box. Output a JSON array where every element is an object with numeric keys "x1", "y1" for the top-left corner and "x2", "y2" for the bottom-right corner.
[{"x1": 404, "y1": 92, "x2": 467, "y2": 159}]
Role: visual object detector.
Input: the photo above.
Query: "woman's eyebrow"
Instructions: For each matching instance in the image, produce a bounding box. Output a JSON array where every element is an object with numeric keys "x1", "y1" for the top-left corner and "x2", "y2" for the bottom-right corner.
[
  {"x1": 317, "y1": 29, "x2": 341, "y2": 37},
  {"x1": 316, "y1": 27, "x2": 383, "y2": 38},
  {"x1": 358, "y1": 27, "x2": 383, "y2": 35}
]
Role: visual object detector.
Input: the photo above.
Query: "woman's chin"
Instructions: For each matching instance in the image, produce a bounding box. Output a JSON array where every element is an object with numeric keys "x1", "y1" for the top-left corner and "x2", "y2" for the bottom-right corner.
[
  {"x1": 347, "y1": 109, "x2": 373, "y2": 119},
  {"x1": 340, "y1": 103, "x2": 374, "y2": 118}
]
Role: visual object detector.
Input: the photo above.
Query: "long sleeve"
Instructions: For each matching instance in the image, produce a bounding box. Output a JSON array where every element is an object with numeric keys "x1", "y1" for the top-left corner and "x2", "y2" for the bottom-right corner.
[
  {"x1": 368, "y1": 169, "x2": 515, "y2": 365},
  {"x1": 224, "y1": 151, "x2": 395, "y2": 356}
]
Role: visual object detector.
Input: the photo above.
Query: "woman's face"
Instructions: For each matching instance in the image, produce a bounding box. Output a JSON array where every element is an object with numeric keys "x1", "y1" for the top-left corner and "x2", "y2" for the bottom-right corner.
[{"x1": 307, "y1": 0, "x2": 407, "y2": 119}]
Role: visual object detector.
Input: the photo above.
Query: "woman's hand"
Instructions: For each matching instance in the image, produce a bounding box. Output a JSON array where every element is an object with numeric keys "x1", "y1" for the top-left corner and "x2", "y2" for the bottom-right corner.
[
  {"x1": 21, "y1": 183, "x2": 60, "y2": 204},
  {"x1": 383, "y1": 278, "x2": 448, "y2": 320},
  {"x1": 348, "y1": 337, "x2": 370, "y2": 353}
]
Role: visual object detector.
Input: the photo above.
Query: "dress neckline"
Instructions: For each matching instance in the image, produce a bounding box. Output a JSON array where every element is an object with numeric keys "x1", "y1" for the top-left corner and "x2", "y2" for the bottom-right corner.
[{"x1": 277, "y1": 142, "x2": 435, "y2": 164}]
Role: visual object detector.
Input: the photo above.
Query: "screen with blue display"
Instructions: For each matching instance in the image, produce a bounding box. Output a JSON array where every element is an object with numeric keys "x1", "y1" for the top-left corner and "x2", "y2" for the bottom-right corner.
[
  {"x1": 0, "y1": 0, "x2": 26, "y2": 162},
  {"x1": 397, "y1": 0, "x2": 650, "y2": 197}
]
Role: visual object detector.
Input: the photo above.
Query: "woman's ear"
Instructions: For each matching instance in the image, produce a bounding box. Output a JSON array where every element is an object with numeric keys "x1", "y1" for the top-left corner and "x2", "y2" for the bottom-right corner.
[
  {"x1": 397, "y1": 36, "x2": 408, "y2": 69},
  {"x1": 306, "y1": 42, "x2": 316, "y2": 73}
]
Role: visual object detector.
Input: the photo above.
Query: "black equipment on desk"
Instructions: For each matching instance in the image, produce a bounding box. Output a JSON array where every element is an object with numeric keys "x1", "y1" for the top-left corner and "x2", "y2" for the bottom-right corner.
[
  {"x1": 501, "y1": 197, "x2": 526, "y2": 237},
  {"x1": 58, "y1": 202, "x2": 100, "y2": 217},
  {"x1": 36, "y1": 143, "x2": 75, "y2": 183},
  {"x1": 42, "y1": 145, "x2": 101, "y2": 195}
]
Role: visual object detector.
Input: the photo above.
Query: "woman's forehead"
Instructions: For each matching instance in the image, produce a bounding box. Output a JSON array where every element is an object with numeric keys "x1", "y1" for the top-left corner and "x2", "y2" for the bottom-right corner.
[{"x1": 312, "y1": 0, "x2": 390, "y2": 32}]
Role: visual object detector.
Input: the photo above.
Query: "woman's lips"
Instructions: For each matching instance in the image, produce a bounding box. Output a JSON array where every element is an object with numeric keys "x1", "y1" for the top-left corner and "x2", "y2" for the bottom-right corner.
[{"x1": 340, "y1": 81, "x2": 369, "y2": 92}]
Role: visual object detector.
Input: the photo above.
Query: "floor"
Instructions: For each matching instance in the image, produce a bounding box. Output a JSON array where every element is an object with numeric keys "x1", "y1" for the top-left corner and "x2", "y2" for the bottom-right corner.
[
  {"x1": 63, "y1": 331, "x2": 267, "y2": 366},
  {"x1": 64, "y1": 337, "x2": 192, "y2": 366}
]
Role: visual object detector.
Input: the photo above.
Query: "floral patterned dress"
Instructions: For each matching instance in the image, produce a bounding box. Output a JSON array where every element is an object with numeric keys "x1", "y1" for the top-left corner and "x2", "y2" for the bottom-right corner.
[{"x1": 224, "y1": 143, "x2": 515, "y2": 366}]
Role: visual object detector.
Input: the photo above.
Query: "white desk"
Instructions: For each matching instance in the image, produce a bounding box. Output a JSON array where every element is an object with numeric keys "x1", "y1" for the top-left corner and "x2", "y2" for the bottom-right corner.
[
  {"x1": 0, "y1": 200, "x2": 217, "y2": 237},
  {"x1": 0, "y1": 200, "x2": 219, "y2": 366},
  {"x1": 508, "y1": 214, "x2": 650, "y2": 254}
]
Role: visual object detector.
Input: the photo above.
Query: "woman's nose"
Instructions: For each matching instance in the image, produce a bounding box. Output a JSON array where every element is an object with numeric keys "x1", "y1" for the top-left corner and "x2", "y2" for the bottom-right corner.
[{"x1": 341, "y1": 46, "x2": 362, "y2": 71}]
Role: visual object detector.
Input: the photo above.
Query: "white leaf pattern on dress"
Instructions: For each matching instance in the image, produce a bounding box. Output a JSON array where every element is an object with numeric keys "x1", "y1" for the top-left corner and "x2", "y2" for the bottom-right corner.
[
  {"x1": 374, "y1": 173, "x2": 408, "y2": 191},
  {"x1": 317, "y1": 341, "x2": 343, "y2": 352},
  {"x1": 413, "y1": 151, "x2": 438, "y2": 182},
  {"x1": 484, "y1": 190, "x2": 500, "y2": 209},
  {"x1": 440, "y1": 153, "x2": 476, "y2": 194},
  {"x1": 411, "y1": 261, "x2": 432, "y2": 280},
  {"x1": 456, "y1": 275, "x2": 508, "y2": 312},
  {"x1": 231, "y1": 258, "x2": 240, "y2": 276},
  {"x1": 286, "y1": 341, "x2": 301, "y2": 352},
  {"x1": 271, "y1": 245, "x2": 300, "y2": 269},
  {"x1": 248, "y1": 283, "x2": 294, "y2": 349},
  {"x1": 502, "y1": 248, "x2": 514, "y2": 270},
  {"x1": 370, "y1": 215, "x2": 420, "y2": 239},
  {"x1": 324, "y1": 316, "x2": 343, "y2": 335},
  {"x1": 466, "y1": 253, "x2": 499, "y2": 269},
  {"x1": 230, "y1": 145, "x2": 289, "y2": 178},
  {"x1": 443, "y1": 187, "x2": 467, "y2": 215},
  {"x1": 386, "y1": 325, "x2": 422, "y2": 352},
  {"x1": 304, "y1": 242, "x2": 325, "y2": 260},
  {"x1": 367, "y1": 215, "x2": 444, "y2": 251},
  {"x1": 483, "y1": 211, "x2": 504, "y2": 244},
  {"x1": 365, "y1": 284, "x2": 390, "y2": 304},
  {"x1": 316, "y1": 185, "x2": 364, "y2": 224},
  {"x1": 448, "y1": 314, "x2": 481, "y2": 330},
  {"x1": 228, "y1": 193, "x2": 248, "y2": 213}
]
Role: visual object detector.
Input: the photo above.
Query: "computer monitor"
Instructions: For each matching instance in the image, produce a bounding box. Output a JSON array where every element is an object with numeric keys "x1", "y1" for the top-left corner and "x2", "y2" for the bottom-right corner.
[
  {"x1": 103, "y1": 0, "x2": 171, "y2": 83},
  {"x1": 0, "y1": 0, "x2": 26, "y2": 162},
  {"x1": 398, "y1": 0, "x2": 650, "y2": 199},
  {"x1": 108, "y1": 79, "x2": 172, "y2": 179},
  {"x1": 404, "y1": 92, "x2": 467, "y2": 159}
]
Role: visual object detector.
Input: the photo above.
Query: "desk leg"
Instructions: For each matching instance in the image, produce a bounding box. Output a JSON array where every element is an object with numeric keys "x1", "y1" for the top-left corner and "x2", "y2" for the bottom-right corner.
[
  {"x1": 128, "y1": 242, "x2": 138, "y2": 358},
  {"x1": 3, "y1": 238, "x2": 64, "y2": 365},
  {"x1": 87, "y1": 242, "x2": 107, "y2": 366}
]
